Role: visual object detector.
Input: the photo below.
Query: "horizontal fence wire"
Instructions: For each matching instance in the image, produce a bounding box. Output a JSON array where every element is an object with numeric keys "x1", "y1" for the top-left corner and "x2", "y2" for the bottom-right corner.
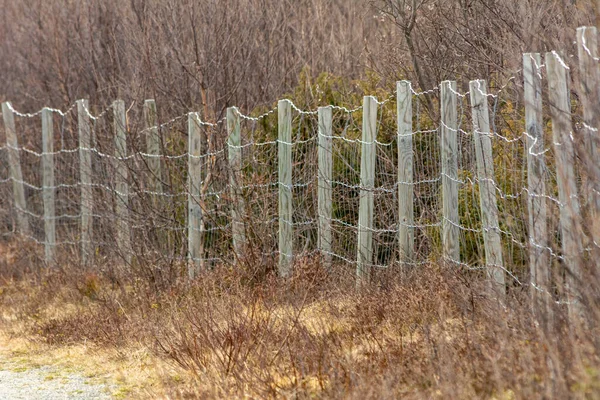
[{"x1": 0, "y1": 60, "x2": 596, "y2": 305}]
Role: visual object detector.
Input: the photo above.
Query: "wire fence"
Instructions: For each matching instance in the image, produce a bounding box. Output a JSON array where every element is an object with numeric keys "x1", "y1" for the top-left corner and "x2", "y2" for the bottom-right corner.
[{"x1": 1, "y1": 29, "x2": 600, "y2": 317}]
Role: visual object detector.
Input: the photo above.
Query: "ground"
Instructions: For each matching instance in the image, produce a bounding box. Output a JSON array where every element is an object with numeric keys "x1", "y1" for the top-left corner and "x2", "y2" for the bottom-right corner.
[
  {"x1": 0, "y1": 251, "x2": 598, "y2": 398},
  {"x1": 0, "y1": 363, "x2": 112, "y2": 400},
  {"x1": 0, "y1": 330, "x2": 189, "y2": 399}
]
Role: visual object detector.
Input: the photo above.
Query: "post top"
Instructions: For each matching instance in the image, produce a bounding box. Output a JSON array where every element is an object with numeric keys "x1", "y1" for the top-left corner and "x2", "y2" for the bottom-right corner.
[{"x1": 577, "y1": 26, "x2": 597, "y2": 33}]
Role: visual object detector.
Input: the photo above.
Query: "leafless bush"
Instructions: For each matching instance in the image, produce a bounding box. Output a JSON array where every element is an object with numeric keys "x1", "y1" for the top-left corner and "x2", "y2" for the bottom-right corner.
[
  {"x1": 1, "y1": 257, "x2": 597, "y2": 398},
  {"x1": 1, "y1": 1, "x2": 594, "y2": 117},
  {"x1": 0, "y1": 0, "x2": 392, "y2": 120}
]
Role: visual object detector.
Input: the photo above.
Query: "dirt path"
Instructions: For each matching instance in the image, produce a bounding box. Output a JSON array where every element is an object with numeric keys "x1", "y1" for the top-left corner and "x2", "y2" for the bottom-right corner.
[
  {"x1": 0, "y1": 362, "x2": 113, "y2": 399},
  {"x1": 0, "y1": 328, "x2": 187, "y2": 399}
]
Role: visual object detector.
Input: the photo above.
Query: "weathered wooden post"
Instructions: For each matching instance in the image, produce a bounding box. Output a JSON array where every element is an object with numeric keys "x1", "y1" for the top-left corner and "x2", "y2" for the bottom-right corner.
[
  {"x1": 318, "y1": 106, "x2": 333, "y2": 269},
  {"x1": 113, "y1": 100, "x2": 131, "y2": 263},
  {"x1": 440, "y1": 81, "x2": 460, "y2": 264},
  {"x1": 2, "y1": 102, "x2": 29, "y2": 235},
  {"x1": 356, "y1": 96, "x2": 377, "y2": 286},
  {"x1": 469, "y1": 79, "x2": 505, "y2": 297},
  {"x1": 546, "y1": 51, "x2": 585, "y2": 319},
  {"x1": 397, "y1": 81, "x2": 414, "y2": 266},
  {"x1": 77, "y1": 100, "x2": 93, "y2": 266},
  {"x1": 143, "y1": 100, "x2": 163, "y2": 196},
  {"x1": 41, "y1": 108, "x2": 56, "y2": 264},
  {"x1": 143, "y1": 99, "x2": 170, "y2": 253},
  {"x1": 576, "y1": 27, "x2": 600, "y2": 253},
  {"x1": 188, "y1": 112, "x2": 203, "y2": 278},
  {"x1": 227, "y1": 106, "x2": 246, "y2": 262},
  {"x1": 278, "y1": 99, "x2": 293, "y2": 277},
  {"x1": 523, "y1": 53, "x2": 551, "y2": 326}
]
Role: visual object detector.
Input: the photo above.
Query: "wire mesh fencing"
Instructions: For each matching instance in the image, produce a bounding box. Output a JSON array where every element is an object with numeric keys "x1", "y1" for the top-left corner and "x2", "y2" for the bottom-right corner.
[{"x1": 1, "y1": 41, "x2": 600, "y2": 320}]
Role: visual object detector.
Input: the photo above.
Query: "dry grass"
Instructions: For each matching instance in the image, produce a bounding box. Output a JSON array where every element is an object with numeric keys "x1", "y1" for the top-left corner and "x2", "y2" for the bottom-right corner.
[
  {"x1": 0, "y1": 275, "x2": 194, "y2": 398},
  {"x1": 0, "y1": 331, "x2": 188, "y2": 399},
  {"x1": 0, "y1": 247, "x2": 599, "y2": 399}
]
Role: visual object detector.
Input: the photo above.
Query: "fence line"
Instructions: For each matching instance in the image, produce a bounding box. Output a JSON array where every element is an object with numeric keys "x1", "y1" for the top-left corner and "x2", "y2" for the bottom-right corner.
[
  {"x1": 397, "y1": 81, "x2": 414, "y2": 266},
  {"x1": 524, "y1": 52, "x2": 551, "y2": 328},
  {"x1": 317, "y1": 106, "x2": 333, "y2": 270},
  {"x1": 77, "y1": 99, "x2": 93, "y2": 266},
  {"x1": 546, "y1": 51, "x2": 585, "y2": 318},
  {"x1": 2, "y1": 102, "x2": 28, "y2": 235},
  {"x1": 470, "y1": 79, "x2": 504, "y2": 298},
  {"x1": 1, "y1": 27, "x2": 600, "y2": 325},
  {"x1": 187, "y1": 112, "x2": 203, "y2": 278},
  {"x1": 440, "y1": 81, "x2": 460, "y2": 266},
  {"x1": 41, "y1": 108, "x2": 56, "y2": 264},
  {"x1": 227, "y1": 106, "x2": 246, "y2": 262}
]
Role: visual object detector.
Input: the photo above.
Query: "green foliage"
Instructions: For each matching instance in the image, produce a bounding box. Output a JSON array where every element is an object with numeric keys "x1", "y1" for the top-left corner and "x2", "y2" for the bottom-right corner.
[{"x1": 157, "y1": 67, "x2": 536, "y2": 275}]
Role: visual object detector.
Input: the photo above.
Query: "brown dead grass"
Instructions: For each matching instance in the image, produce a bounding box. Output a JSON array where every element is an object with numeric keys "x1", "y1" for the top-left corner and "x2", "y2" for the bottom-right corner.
[
  {"x1": 0, "y1": 330, "x2": 189, "y2": 399},
  {"x1": 0, "y1": 278, "x2": 194, "y2": 399},
  {"x1": 0, "y1": 252, "x2": 599, "y2": 399}
]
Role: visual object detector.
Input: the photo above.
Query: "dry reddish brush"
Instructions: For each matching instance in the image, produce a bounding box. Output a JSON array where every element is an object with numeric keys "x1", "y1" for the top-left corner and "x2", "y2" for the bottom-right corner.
[
  {"x1": 0, "y1": 0, "x2": 388, "y2": 119},
  {"x1": 0, "y1": 0, "x2": 594, "y2": 118},
  {"x1": 1, "y1": 249, "x2": 599, "y2": 398}
]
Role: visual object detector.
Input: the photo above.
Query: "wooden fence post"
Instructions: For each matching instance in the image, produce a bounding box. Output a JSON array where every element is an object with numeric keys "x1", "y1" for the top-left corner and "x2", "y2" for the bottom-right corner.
[
  {"x1": 143, "y1": 99, "x2": 170, "y2": 253},
  {"x1": 143, "y1": 99, "x2": 163, "y2": 196},
  {"x1": 2, "y1": 102, "x2": 29, "y2": 235},
  {"x1": 524, "y1": 53, "x2": 551, "y2": 326},
  {"x1": 440, "y1": 81, "x2": 460, "y2": 264},
  {"x1": 318, "y1": 106, "x2": 333, "y2": 269},
  {"x1": 41, "y1": 108, "x2": 56, "y2": 264},
  {"x1": 469, "y1": 80, "x2": 505, "y2": 297},
  {"x1": 397, "y1": 81, "x2": 414, "y2": 266},
  {"x1": 227, "y1": 106, "x2": 246, "y2": 261},
  {"x1": 77, "y1": 100, "x2": 93, "y2": 266},
  {"x1": 356, "y1": 96, "x2": 377, "y2": 286},
  {"x1": 278, "y1": 99, "x2": 293, "y2": 277},
  {"x1": 188, "y1": 112, "x2": 203, "y2": 278},
  {"x1": 576, "y1": 27, "x2": 600, "y2": 250},
  {"x1": 113, "y1": 100, "x2": 131, "y2": 263},
  {"x1": 546, "y1": 51, "x2": 585, "y2": 318}
]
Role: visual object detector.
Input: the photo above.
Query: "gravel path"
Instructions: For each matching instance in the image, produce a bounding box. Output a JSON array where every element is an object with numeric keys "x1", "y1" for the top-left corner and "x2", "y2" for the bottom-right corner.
[{"x1": 0, "y1": 364, "x2": 113, "y2": 399}]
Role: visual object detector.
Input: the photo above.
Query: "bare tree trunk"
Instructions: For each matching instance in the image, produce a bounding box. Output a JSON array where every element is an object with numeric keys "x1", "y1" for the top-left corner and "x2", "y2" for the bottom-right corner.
[{"x1": 404, "y1": 28, "x2": 434, "y2": 113}]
